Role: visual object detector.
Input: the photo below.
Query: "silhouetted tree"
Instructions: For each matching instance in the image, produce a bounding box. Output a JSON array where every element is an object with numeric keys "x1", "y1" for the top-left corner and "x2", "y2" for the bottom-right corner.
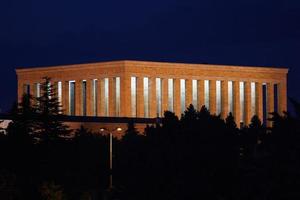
[
  {"x1": 263, "y1": 110, "x2": 300, "y2": 200},
  {"x1": 225, "y1": 112, "x2": 237, "y2": 131},
  {"x1": 0, "y1": 170, "x2": 18, "y2": 200},
  {"x1": 241, "y1": 115, "x2": 264, "y2": 159},
  {"x1": 34, "y1": 77, "x2": 70, "y2": 142},
  {"x1": 181, "y1": 104, "x2": 197, "y2": 122},
  {"x1": 39, "y1": 181, "x2": 66, "y2": 200},
  {"x1": 161, "y1": 111, "x2": 179, "y2": 138},
  {"x1": 1, "y1": 95, "x2": 40, "y2": 198},
  {"x1": 3, "y1": 88, "x2": 300, "y2": 200},
  {"x1": 198, "y1": 105, "x2": 211, "y2": 120},
  {"x1": 6, "y1": 95, "x2": 36, "y2": 144},
  {"x1": 74, "y1": 125, "x2": 92, "y2": 138},
  {"x1": 122, "y1": 120, "x2": 139, "y2": 141}
]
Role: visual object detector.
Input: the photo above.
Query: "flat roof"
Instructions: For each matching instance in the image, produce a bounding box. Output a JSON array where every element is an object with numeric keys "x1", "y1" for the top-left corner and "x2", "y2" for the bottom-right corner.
[{"x1": 16, "y1": 60, "x2": 288, "y2": 74}]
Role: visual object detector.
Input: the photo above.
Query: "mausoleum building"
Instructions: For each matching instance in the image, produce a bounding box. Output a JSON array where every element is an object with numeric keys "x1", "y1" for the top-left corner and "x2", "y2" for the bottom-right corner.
[{"x1": 16, "y1": 60, "x2": 288, "y2": 131}]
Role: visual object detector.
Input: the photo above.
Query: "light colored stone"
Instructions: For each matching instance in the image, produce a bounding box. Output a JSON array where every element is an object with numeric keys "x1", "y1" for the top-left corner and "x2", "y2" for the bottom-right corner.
[
  {"x1": 16, "y1": 60, "x2": 288, "y2": 131},
  {"x1": 221, "y1": 80, "x2": 228, "y2": 119}
]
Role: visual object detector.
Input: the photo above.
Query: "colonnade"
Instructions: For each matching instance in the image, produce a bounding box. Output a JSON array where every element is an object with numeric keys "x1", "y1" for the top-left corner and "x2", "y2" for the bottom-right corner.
[{"x1": 22, "y1": 76, "x2": 287, "y2": 127}]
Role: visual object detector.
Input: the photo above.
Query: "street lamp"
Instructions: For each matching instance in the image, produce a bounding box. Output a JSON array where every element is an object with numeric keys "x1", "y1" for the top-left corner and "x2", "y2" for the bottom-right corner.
[{"x1": 100, "y1": 127, "x2": 122, "y2": 190}]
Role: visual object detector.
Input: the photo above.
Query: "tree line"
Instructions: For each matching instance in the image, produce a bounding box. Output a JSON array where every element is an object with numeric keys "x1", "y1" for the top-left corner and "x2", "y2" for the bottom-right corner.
[{"x1": 0, "y1": 77, "x2": 299, "y2": 200}]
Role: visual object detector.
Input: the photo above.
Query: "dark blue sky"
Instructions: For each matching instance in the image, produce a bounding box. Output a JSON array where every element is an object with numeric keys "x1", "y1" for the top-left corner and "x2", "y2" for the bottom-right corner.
[{"x1": 1, "y1": 0, "x2": 300, "y2": 112}]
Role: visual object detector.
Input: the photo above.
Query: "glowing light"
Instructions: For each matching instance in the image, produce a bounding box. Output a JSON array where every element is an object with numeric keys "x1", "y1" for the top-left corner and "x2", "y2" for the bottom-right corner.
[
  {"x1": 116, "y1": 77, "x2": 121, "y2": 117},
  {"x1": 192, "y1": 80, "x2": 198, "y2": 108},
  {"x1": 251, "y1": 82, "x2": 256, "y2": 116},
  {"x1": 69, "y1": 81, "x2": 75, "y2": 116},
  {"x1": 104, "y1": 78, "x2": 109, "y2": 116},
  {"x1": 204, "y1": 80, "x2": 210, "y2": 109},
  {"x1": 216, "y1": 80, "x2": 221, "y2": 115},
  {"x1": 228, "y1": 81, "x2": 233, "y2": 113},
  {"x1": 180, "y1": 79, "x2": 185, "y2": 114},
  {"x1": 168, "y1": 79, "x2": 174, "y2": 112},
  {"x1": 240, "y1": 82, "x2": 245, "y2": 123},
  {"x1": 93, "y1": 79, "x2": 98, "y2": 116},
  {"x1": 156, "y1": 78, "x2": 162, "y2": 117},
  {"x1": 144, "y1": 77, "x2": 149, "y2": 117},
  {"x1": 131, "y1": 77, "x2": 137, "y2": 117}
]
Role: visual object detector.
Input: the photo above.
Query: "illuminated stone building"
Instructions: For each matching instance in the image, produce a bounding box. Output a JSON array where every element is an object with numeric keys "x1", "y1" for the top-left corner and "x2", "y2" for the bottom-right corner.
[{"x1": 16, "y1": 60, "x2": 288, "y2": 132}]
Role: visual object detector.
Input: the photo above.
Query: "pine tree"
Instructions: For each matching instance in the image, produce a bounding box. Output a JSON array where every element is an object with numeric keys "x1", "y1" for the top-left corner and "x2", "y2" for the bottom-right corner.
[
  {"x1": 34, "y1": 77, "x2": 70, "y2": 142},
  {"x1": 6, "y1": 94, "x2": 36, "y2": 144},
  {"x1": 249, "y1": 115, "x2": 262, "y2": 129},
  {"x1": 122, "y1": 120, "x2": 139, "y2": 141},
  {"x1": 74, "y1": 125, "x2": 93, "y2": 140},
  {"x1": 162, "y1": 111, "x2": 179, "y2": 131},
  {"x1": 225, "y1": 112, "x2": 237, "y2": 131},
  {"x1": 181, "y1": 104, "x2": 197, "y2": 123}
]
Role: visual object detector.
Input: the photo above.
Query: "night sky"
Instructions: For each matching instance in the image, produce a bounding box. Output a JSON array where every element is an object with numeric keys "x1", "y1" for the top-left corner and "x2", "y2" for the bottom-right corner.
[{"x1": 1, "y1": 0, "x2": 300, "y2": 112}]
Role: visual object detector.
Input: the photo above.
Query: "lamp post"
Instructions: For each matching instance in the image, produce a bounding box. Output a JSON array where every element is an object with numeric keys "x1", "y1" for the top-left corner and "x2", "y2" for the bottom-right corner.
[{"x1": 100, "y1": 127, "x2": 122, "y2": 190}]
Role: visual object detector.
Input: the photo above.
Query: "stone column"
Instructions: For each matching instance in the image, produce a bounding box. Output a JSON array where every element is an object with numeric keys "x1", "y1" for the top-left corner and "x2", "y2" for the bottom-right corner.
[
  {"x1": 233, "y1": 81, "x2": 241, "y2": 127},
  {"x1": 98, "y1": 78, "x2": 107, "y2": 117},
  {"x1": 185, "y1": 79, "x2": 192, "y2": 109},
  {"x1": 96, "y1": 79, "x2": 102, "y2": 116},
  {"x1": 119, "y1": 76, "x2": 129, "y2": 117},
  {"x1": 137, "y1": 77, "x2": 144, "y2": 118},
  {"x1": 149, "y1": 77, "x2": 157, "y2": 118},
  {"x1": 209, "y1": 80, "x2": 216, "y2": 115},
  {"x1": 221, "y1": 80, "x2": 228, "y2": 119},
  {"x1": 17, "y1": 80, "x2": 24, "y2": 103},
  {"x1": 86, "y1": 79, "x2": 93, "y2": 116},
  {"x1": 174, "y1": 78, "x2": 181, "y2": 117},
  {"x1": 91, "y1": 80, "x2": 96, "y2": 116},
  {"x1": 57, "y1": 82, "x2": 64, "y2": 110},
  {"x1": 255, "y1": 82, "x2": 263, "y2": 123},
  {"x1": 197, "y1": 80, "x2": 204, "y2": 110},
  {"x1": 75, "y1": 80, "x2": 82, "y2": 116},
  {"x1": 31, "y1": 83, "x2": 37, "y2": 98},
  {"x1": 278, "y1": 80, "x2": 287, "y2": 115},
  {"x1": 55, "y1": 82, "x2": 62, "y2": 113},
  {"x1": 162, "y1": 78, "x2": 168, "y2": 114},
  {"x1": 267, "y1": 82, "x2": 274, "y2": 127},
  {"x1": 52, "y1": 81, "x2": 60, "y2": 113},
  {"x1": 31, "y1": 83, "x2": 38, "y2": 106},
  {"x1": 244, "y1": 82, "x2": 252, "y2": 125},
  {"x1": 52, "y1": 81, "x2": 58, "y2": 99},
  {"x1": 63, "y1": 81, "x2": 69, "y2": 115},
  {"x1": 109, "y1": 77, "x2": 116, "y2": 117}
]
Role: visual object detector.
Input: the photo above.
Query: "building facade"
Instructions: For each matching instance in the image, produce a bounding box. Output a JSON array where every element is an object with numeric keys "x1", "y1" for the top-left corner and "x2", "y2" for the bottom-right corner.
[{"x1": 16, "y1": 60, "x2": 288, "y2": 130}]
